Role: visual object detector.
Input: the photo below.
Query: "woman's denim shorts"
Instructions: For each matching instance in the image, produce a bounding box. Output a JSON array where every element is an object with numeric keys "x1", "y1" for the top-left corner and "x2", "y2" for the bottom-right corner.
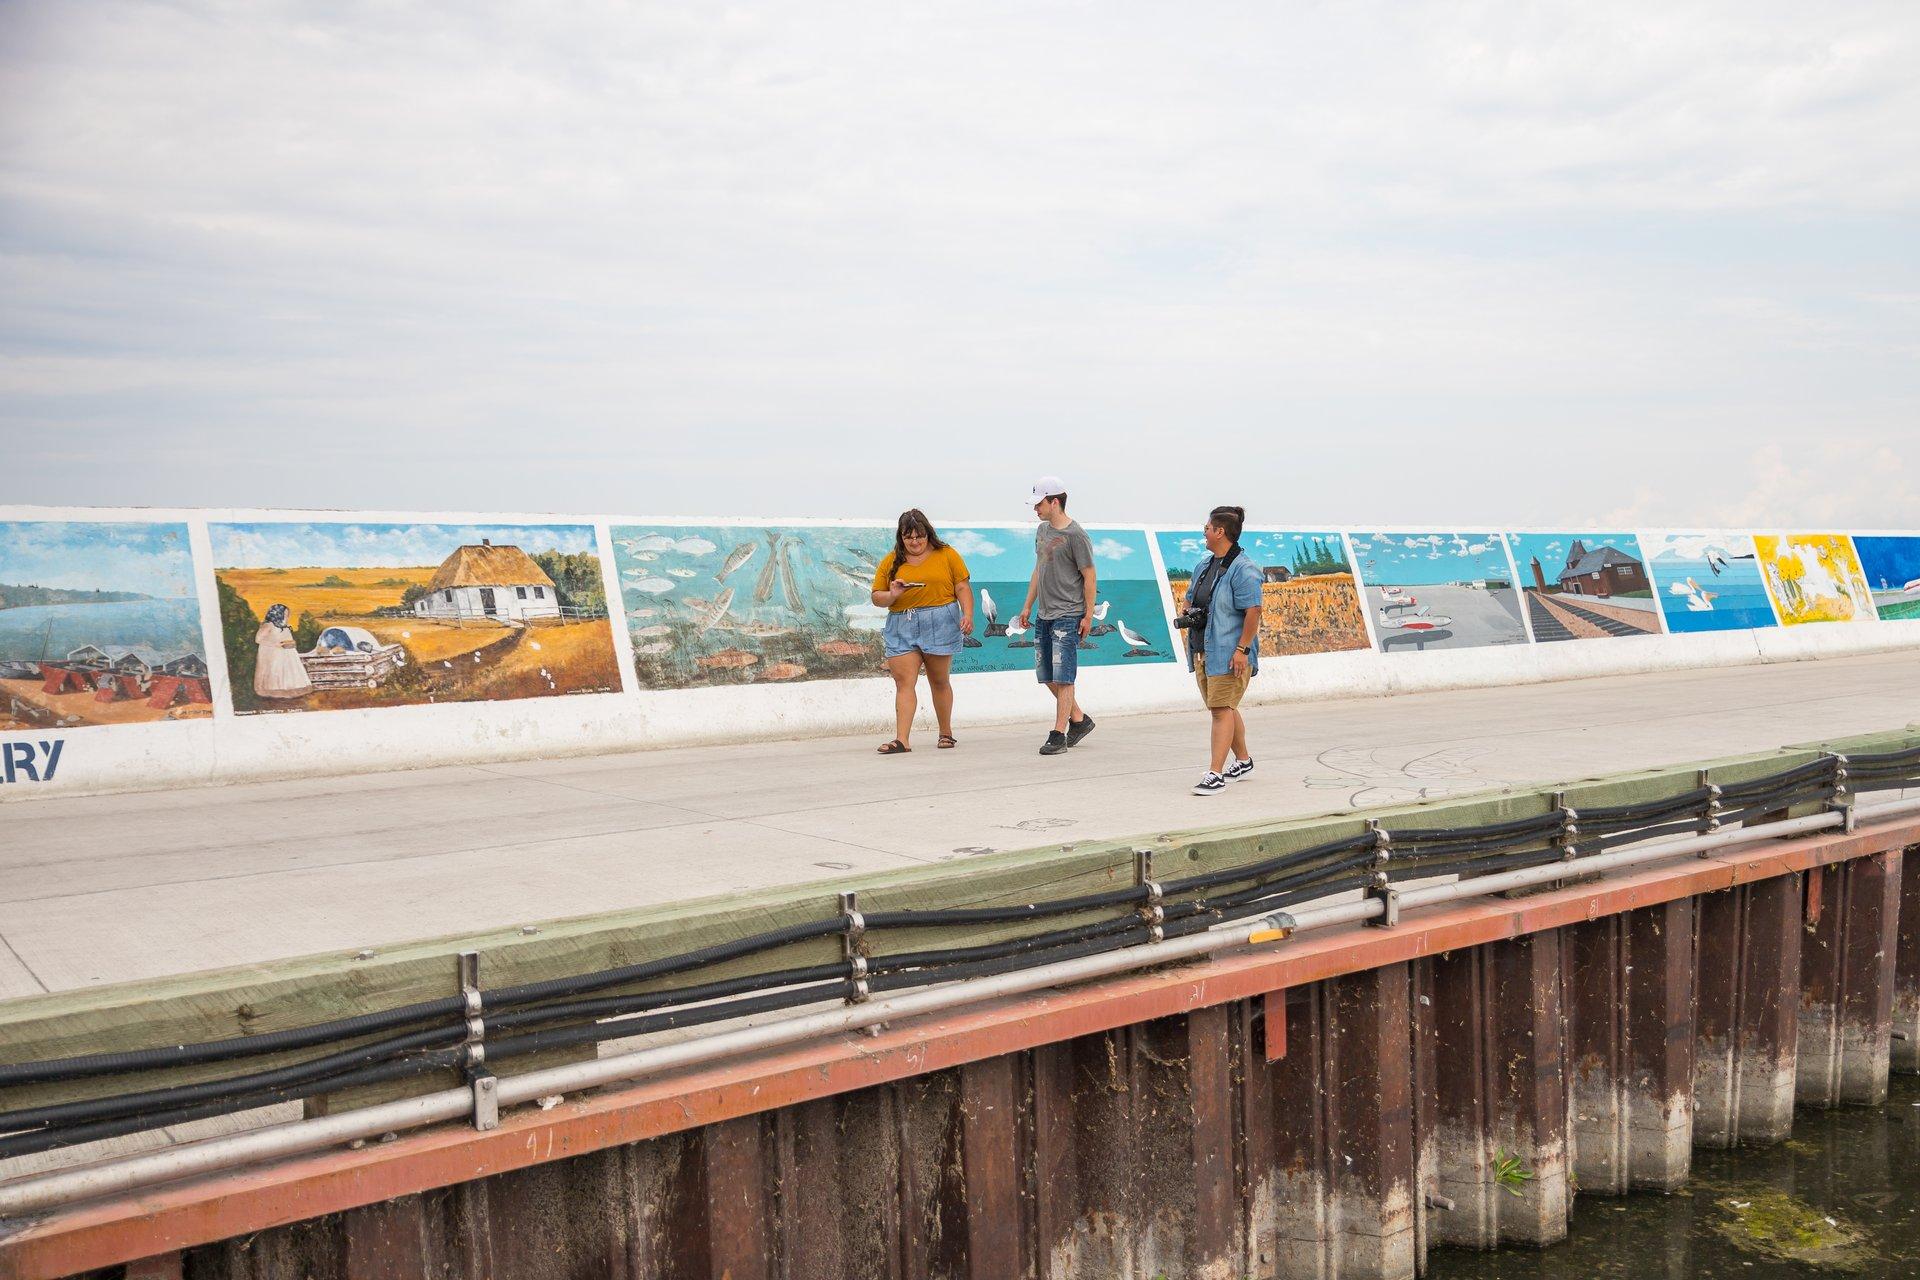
[{"x1": 882, "y1": 601, "x2": 964, "y2": 659}]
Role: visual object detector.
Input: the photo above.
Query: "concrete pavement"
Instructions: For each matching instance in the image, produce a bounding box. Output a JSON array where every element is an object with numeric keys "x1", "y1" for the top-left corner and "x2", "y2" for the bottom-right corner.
[{"x1": 1, "y1": 649, "x2": 1914, "y2": 997}]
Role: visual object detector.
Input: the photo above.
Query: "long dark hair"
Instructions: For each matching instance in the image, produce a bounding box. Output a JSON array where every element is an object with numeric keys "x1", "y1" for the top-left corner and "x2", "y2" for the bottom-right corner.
[{"x1": 889, "y1": 509, "x2": 947, "y2": 576}]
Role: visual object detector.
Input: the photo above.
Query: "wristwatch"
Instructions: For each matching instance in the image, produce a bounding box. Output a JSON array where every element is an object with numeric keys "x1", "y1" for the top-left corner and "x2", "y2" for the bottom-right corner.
[{"x1": 1236, "y1": 645, "x2": 1251, "y2": 655}]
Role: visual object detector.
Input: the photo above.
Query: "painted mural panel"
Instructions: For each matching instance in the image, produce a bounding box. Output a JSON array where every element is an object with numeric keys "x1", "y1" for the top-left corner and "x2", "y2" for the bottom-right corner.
[
  {"x1": 1153, "y1": 530, "x2": 1369, "y2": 657},
  {"x1": 0, "y1": 522, "x2": 211, "y2": 729},
  {"x1": 1851, "y1": 535, "x2": 1920, "y2": 622},
  {"x1": 1505, "y1": 531, "x2": 1663, "y2": 642},
  {"x1": 611, "y1": 523, "x2": 1175, "y2": 689},
  {"x1": 1753, "y1": 533, "x2": 1877, "y2": 626},
  {"x1": 946, "y1": 526, "x2": 1173, "y2": 672},
  {"x1": 1642, "y1": 533, "x2": 1779, "y2": 633},
  {"x1": 1347, "y1": 532, "x2": 1526, "y2": 653},
  {"x1": 211, "y1": 522, "x2": 620, "y2": 714}
]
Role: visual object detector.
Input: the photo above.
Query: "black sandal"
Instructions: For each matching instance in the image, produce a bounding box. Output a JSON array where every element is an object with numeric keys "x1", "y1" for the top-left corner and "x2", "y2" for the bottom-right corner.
[
  {"x1": 877, "y1": 739, "x2": 911, "y2": 755},
  {"x1": 937, "y1": 735, "x2": 958, "y2": 749}
]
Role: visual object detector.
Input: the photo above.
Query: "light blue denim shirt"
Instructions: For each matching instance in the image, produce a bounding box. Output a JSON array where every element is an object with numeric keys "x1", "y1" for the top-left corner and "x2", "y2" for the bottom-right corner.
[{"x1": 1186, "y1": 551, "x2": 1263, "y2": 676}]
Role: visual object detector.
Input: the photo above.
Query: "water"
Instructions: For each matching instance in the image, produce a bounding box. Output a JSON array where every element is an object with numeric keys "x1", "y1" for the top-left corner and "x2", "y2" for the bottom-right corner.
[
  {"x1": 0, "y1": 598, "x2": 204, "y2": 662},
  {"x1": 960, "y1": 578, "x2": 1173, "y2": 674},
  {"x1": 1429, "y1": 1074, "x2": 1920, "y2": 1278}
]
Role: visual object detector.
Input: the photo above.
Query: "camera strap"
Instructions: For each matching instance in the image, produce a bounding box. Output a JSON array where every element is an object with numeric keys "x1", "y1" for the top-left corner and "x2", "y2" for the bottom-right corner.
[{"x1": 1190, "y1": 544, "x2": 1242, "y2": 623}]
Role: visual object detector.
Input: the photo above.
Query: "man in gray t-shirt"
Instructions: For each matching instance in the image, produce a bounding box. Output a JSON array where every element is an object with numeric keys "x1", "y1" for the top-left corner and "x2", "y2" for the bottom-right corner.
[{"x1": 1015, "y1": 476, "x2": 1097, "y2": 755}]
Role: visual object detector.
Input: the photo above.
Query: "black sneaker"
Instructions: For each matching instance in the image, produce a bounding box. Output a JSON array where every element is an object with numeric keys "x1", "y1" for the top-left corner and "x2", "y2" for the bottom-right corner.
[
  {"x1": 1040, "y1": 730, "x2": 1069, "y2": 756},
  {"x1": 1192, "y1": 771, "x2": 1227, "y2": 796},
  {"x1": 1223, "y1": 757, "x2": 1253, "y2": 781},
  {"x1": 1066, "y1": 714, "x2": 1096, "y2": 747}
]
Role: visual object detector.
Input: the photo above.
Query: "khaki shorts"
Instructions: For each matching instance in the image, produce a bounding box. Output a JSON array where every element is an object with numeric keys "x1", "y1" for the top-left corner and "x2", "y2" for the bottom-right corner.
[{"x1": 1193, "y1": 653, "x2": 1249, "y2": 710}]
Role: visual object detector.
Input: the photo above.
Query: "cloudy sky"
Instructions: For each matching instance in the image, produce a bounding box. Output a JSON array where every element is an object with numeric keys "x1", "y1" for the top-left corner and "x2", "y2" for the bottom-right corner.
[{"x1": 2, "y1": 2, "x2": 1916, "y2": 527}]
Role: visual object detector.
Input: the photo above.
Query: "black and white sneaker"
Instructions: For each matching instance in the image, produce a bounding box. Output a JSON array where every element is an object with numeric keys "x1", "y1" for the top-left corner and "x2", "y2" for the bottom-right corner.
[
  {"x1": 1039, "y1": 730, "x2": 1069, "y2": 756},
  {"x1": 1223, "y1": 757, "x2": 1254, "y2": 781},
  {"x1": 1192, "y1": 771, "x2": 1227, "y2": 796}
]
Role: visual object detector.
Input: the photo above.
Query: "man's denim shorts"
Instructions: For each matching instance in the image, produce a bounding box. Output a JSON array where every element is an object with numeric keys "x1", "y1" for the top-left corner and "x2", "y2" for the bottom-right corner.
[
  {"x1": 1034, "y1": 615, "x2": 1082, "y2": 685},
  {"x1": 882, "y1": 602, "x2": 964, "y2": 659}
]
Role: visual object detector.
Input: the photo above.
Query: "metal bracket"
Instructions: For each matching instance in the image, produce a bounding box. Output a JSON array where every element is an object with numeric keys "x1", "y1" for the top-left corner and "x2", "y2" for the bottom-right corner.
[
  {"x1": 1697, "y1": 768, "x2": 1724, "y2": 849},
  {"x1": 1553, "y1": 791, "x2": 1580, "y2": 863},
  {"x1": 458, "y1": 951, "x2": 498, "y2": 1131},
  {"x1": 1830, "y1": 755, "x2": 1856, "y2": 832},
  {"x1": 1134, "y1": 849, "x2": 1165, "y2": 944},
  {"x1": 1364, "y1": 876, "x2": 1399, "y2": 928},
  {"x1": 1367, "y1": 819, "x2": 1391, "y2": 869},
  {"x1": 840, "y1": 891, "x2": 870, "y2": 1004}
]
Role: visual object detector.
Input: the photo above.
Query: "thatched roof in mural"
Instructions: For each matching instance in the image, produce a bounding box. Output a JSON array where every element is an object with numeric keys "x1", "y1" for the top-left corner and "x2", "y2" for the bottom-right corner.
[{"x1": 427, "y1": 544, "x2": 556, "y2": 591}]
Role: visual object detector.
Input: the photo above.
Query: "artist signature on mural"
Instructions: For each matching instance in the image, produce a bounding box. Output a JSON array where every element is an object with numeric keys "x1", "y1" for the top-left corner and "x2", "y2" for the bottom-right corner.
[
  {"x1": 1303, "y1": 743, "x2": 1490, "y2": 807},
  {"x1": 0, "y1": 738, "x2": 65, "y2": 784}
]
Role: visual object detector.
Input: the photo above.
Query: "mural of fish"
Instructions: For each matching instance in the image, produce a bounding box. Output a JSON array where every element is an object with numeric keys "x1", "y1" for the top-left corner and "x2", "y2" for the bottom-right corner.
[{"x1": 717, "y1": 542, "x2": 756, "y2": 581}]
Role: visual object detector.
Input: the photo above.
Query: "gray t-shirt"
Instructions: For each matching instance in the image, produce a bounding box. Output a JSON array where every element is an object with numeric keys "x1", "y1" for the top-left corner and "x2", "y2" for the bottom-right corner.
[{"x1": 1033, "y1": 519, "x2": 1095, "y2": 619}]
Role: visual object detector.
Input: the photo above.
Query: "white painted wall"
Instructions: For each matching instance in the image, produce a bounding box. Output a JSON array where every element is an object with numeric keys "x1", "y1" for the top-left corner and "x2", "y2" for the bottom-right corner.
[
  {"x1": 413, "y1": 583, "x2": 561, "y2": 622},
  {"x1": 2, "y1": 505, "x2": 1916, "y2": 803}
]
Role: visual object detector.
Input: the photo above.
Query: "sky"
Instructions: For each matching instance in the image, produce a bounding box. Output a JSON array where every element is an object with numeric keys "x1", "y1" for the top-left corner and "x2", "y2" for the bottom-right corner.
[
  {"x1": 1, "y1": 2, "x2": 1917, "y2": 527},
  {"x1": 1347, "y1": 532, "x2": 1520, "y2": 586},
  {"x1": 211, "y1": 522, "x2": 597, "y2": 568},
  {"x1": 1505, "y1": 531, "x2": 1646, "y2": 581},
  {"x1": 0, "y1": 521, "x2": 196, "y2": 595}
]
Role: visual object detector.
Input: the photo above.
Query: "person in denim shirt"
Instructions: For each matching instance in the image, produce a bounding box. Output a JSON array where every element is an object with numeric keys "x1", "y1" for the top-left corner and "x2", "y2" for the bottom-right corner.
[{"x1": 1183, "y1": 505, "x2": 1263, "y2": 795}]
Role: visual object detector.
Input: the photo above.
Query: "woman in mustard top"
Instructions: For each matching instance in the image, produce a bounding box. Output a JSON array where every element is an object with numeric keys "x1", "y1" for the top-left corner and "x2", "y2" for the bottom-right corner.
[{"x1": 871, "y1": 509, "x2": 973, "y2": 754}]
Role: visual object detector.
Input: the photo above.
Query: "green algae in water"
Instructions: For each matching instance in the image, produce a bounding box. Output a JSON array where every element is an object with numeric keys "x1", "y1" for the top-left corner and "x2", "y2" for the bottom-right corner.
[{"x1": 1712, "y1": 1188, "x2": 1872, "y2": 1269}]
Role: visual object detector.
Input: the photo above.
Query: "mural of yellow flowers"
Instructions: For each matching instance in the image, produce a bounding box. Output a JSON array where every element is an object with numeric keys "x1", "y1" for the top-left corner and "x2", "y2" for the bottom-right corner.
[{"x1": 1753, "y1": 534, "x2": 1878, "y2": 626}]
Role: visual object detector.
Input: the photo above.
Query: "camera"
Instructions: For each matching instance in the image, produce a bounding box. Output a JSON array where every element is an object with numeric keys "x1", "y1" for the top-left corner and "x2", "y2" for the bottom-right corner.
[{"x1": 1173, "y1": 607, "x2": 1206, "y2": 631}]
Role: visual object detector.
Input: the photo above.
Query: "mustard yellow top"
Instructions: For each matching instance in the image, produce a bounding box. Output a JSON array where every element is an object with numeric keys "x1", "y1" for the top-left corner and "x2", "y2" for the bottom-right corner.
[{"x1": 873, "y1": 545, "x2": 970, "y2": 612}]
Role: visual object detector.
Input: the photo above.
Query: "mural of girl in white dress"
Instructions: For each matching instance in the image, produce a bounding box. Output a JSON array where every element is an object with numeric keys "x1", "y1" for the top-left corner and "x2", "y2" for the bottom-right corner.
[{"x1": 253, "y1": 603, "x2": 313, "y2": 699}]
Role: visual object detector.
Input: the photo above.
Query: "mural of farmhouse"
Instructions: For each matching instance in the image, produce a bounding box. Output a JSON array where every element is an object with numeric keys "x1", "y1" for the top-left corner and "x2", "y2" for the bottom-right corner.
[
  {"x1": 612, "y1": 524, "x2": 895, "y2": 689},
  {"x1": 943, "y1": 526, "x2": 1173, "y2": 673},
  {"x1": 1846, "y1": 535, "x2": 1920, "y2": 622},
  {"x1": 1154, "y1": 529, "x2": 1368, "y2": 657},
  {"x1": 0, "y1": 522, "x2": 212, "y2": 730},
  {"x1": 211, "y1": 522, "x2": 620, "y2": 714},
  {"x1": 1505, "y1": 532, "x2": 1663, "y2": 642},
  {"x1": 1347, "y1": 532, "x2": 1526, "y2": 653},
  {"x1": 1753, "y1": 533, "x2": 1877, "y2": 626},
  {"x1": 1641, "y1": 533, "x2": 1779, "y2": 633}
]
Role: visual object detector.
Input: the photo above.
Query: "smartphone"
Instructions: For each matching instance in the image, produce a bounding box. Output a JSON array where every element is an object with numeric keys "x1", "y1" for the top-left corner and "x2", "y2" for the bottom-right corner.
[{"x1": 899, "y1": 581, "x2": 926, "y2": 589}]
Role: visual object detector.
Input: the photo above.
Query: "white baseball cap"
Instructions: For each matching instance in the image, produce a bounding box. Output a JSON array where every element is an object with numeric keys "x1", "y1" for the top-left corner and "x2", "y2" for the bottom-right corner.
[{"x1": 1029, "y1": 476, "x2": 1067, "y2": 505}]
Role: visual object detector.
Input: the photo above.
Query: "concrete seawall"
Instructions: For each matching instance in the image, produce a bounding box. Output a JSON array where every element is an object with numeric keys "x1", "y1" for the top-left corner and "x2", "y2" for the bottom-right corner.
[{"x1": 3, "y1": 506, "x2": 1917, "y2": 803}]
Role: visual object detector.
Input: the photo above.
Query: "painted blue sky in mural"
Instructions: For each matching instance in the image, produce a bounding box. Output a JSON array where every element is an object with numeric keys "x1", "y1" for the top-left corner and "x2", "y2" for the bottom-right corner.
[
  {"x1": 1346, "y1": 532, "x2": 1516, "y2": 587},
  {"x1": 212, "y1": 522, "x2": 598, "y2": 567},
  {"x1": 939, "y1": 526, "x2": 1158, "y2": 581},
  {"x1": 1505, "y1": 532, "x2": 1647, "y2": 587},
  {"x1": 1155, "y1": 530, "x2": 1351, "y2": 575},
  {"x1": 0, "y1": 521, "x2": 196, "y2": 597}
]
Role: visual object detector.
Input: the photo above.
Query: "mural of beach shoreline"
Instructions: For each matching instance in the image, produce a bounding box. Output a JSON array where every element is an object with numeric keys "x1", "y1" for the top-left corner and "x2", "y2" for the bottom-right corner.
[
  {"x1": 612, "y1": 524, "x2": 1176, "y2": 689},
  {"x1": 946, "y1": 526, "x2": 1174, "y2": 673},
  {"x1": 1348, "y1": 532, "x2": 1526, "y2": 653},
  {"x1": 1642, "y1": 533, "x2": 1778, "y2": 633},
  {"x1": 1853, "y1": 535, "x2": 1920, "y2": 622},
  {"x1": 1506, "y1": 531, "x2": 1663, "y2": 642},
  {"x1": 0, "y1": 521, "x2": 211, "y2": 729},
  {"x1": 1154, "y1": 529, "x2": 1369, "y2": 658},
  {"x1": 211, "y1": 522, "x2": 620, "y2": 714}
]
